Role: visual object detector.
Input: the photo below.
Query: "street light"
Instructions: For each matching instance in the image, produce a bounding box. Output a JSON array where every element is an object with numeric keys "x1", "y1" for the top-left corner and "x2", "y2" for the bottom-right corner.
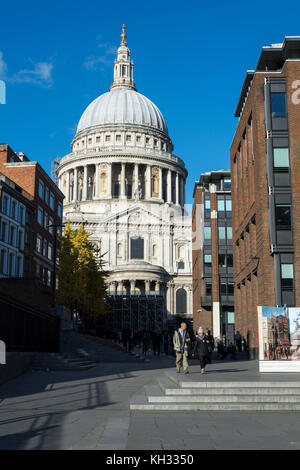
[{"x1": 48, "y1": 222, "x2": 66, "y2": 307}]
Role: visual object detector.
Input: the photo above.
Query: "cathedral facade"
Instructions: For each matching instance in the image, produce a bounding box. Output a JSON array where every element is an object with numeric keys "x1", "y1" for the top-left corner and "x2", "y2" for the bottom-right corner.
[{"x1": 56, "y1": 26, "x2": 192, "y2": 327}]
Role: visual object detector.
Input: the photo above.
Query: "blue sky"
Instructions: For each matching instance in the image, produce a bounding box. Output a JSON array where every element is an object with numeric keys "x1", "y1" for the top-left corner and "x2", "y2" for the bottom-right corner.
[{"x1": 0, "y1": 0, "x2": 300, "y2": 206}]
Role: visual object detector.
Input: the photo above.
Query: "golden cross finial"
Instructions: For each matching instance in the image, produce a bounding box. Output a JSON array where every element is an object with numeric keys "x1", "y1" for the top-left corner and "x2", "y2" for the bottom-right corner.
[{"x1": 121, "y1": 23, "x2": 127, "y2": 46}]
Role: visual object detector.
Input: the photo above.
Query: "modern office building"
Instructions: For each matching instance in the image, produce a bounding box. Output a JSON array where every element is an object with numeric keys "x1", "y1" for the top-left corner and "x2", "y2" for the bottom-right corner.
[
  {"x1": 192, "y1": 170, "x2": 234, "y2": 341},
  {"x1": 230, "y1": 36, "x2": 300, "y2": 358},
  {"x1": 0, "y1": 144, "x2": 64, "y2": 290}
]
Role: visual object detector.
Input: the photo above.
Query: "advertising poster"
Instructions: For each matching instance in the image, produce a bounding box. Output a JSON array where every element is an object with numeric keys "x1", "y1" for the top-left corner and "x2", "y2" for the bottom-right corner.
[{"x1": 258, "y1": 306, "x2": 300, "y2": 361}]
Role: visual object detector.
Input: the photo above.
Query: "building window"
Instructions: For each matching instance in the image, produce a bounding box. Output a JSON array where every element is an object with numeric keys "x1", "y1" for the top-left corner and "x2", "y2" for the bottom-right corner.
[
  {"x1": 105, "y1": 135, "x2": 111, "y2": 142},
  {"x1": 136, "y1": 135, "x2": 141, "y2": 143},
  {"x1": 8, "y1": 252, "x2": 15, "y2": 276},
  {"x1": 152, "y1": 244, "x2": 158, "y2": 257},
  {"x1": 45, "y1": 187, "x2": 49, "y2": 205},
  {"x1": 48, "y1": 243, "x2": 53, "y2": 260},
  {"x1": 226, "y1": 199, "x2": 232, "y2": 212},
  {"x1": 116, "y1": 135, "x2": 121, "y2": 142},
  {"x1": 275, "y1": 205, "x2": 291, "y2": 230},
  {"x1": 0, "y1": 249, "x2": 7, "y2": 275},
  {"x1": 9, "y1": 226, "x2": 16, "y2": 246},
  {"x1": 204, "y1": 253, "x2": 212, "y2": 267},
  {"x1": 39, "y1": 180, "x2": 44, "y2": 200},
  {"x1": 270, "y1": 93, "x2": 286, "y2": 119},
  {"x1": 204, "y1": 226, "x2": 211, "y2": 240},
  {"x1": 273, "y1": 148, "x2": 289, "y2": 168},
  {"x1": 218, "y1": 226, "x2": 226, "y2": 240},
  {"x1": 219, "y1": 253, "x2": 233, "y2": 268},
  {"x1": 205, "y1": 281, "x2": 212, "y2": 297},
  {"x1": 18, "y1": 205, "x2": 24, "y2": 224},
  {"x1": 2, "y1": 194, "x2": 9, "y2": 215},
  {"x1": 57, "y1": 202, "x2": 62, "y2": 219},
  {"x1": 204, "y1": 198, "x2": 210, "y2": 217},
  {"x1": 146, "y1": 137, "x2": 150, "y2": 144},
  {"x1": 44, "y1": 212, "x2": 49, "y2": 230},
  {"x1": 281, "y1": 263, "x2": 294, "y2": 290},
  {"x1": 18, "y1": 230, "x2": 24, "y2": 250},
  {"x1": 223, "y1": 178, "x2": 231, "y2": 190},
  {"x1": 47, "y1": 270, "x2": 51, "y2": 287},
  {"x1": 1, "y1": 221, "x2": 7, "y2": 243},
  {"x1": 130, "y1": 237, "x2": 144, "y2": 259},
  {"x1": 10, "y1": 200, "x2": 16, "y2": 220},
  {"x1": 96, "y1": 136, "x2": 100, "y2": 143},
  {"x1": 117, "y1": 243, "x2": 122, "y2": 256},
  {"x1": 16, "y1": 256, "x2": 23, "y2": 277},
  {"x1": 49, "y1": 217, "x2": 54, "y2": 234},
  {"x1": 50, "y1": 192, "x2": 55, "y2": 210},
  {"x1": 36, "y1": 235, "x2": 42, "y2": 253},
  {"x1": 38, "y1": 206, "x2": 43, "y2": 225},
  {"x1": 176, "y1": 288, "x2": 187, "y2": 314},
  {"x1": 126, "y1": 135, "x2": 131, "y2": 142},
  {"x1": 178, "y1": 261, "x2": 184, "y2": 269},
  {"x1": 217, "y1": 199, "x2": 225, "y2": 212}
]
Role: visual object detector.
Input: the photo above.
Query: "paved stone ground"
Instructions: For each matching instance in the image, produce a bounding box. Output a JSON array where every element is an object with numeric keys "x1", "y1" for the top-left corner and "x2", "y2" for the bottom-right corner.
[{"x1": 1, "y1": 346, "x2": 300, "y2": 450}]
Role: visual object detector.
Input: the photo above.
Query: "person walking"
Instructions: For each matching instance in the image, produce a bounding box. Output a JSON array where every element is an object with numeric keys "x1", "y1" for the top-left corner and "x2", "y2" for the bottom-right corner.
[
  {"x1": 206, "y1": 329, "x2": 215, "y2": 364},
  {"x1": 234, "y1": 331, "x2": 242, "y2": 352},
  {"x1": 142, "y1": 331, "x2": 150, "y2": 359},
  {"x1": 173, "y1": 322, "x2": 190, "y2": 374},
  {"x1": 192, "y1": 327, "x2": 210, "y2": 374}
]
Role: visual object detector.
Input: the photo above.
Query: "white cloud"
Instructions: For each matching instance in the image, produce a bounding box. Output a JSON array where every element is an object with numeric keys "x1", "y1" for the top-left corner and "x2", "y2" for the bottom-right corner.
[
  {"x1": 83, "y1": 42, "x2": 117, "y2": 70},
  {"x1": 10, "y1": 60, "x2": 54, "y2": 87}
]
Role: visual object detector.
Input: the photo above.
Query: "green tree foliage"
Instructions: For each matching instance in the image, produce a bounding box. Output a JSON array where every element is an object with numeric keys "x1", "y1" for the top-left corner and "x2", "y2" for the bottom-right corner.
[{"x1": 56, "y1": 221, "x2": 108, "y2": 322}]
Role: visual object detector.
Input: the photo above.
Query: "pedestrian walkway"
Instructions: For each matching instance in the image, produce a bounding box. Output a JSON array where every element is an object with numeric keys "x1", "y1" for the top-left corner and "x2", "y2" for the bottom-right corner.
[{"x1": 1, "y1": 344, "x2": 300, "y2": 450}]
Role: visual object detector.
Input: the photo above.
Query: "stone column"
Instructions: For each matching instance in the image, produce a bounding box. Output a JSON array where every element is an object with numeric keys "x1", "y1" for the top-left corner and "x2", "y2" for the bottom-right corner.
[
  {"x1": 146, "y1": 165, "x2": 151, "y2": 199},
  {"x1": 159, "y1": 167, "x2": 163, "y2": 201},
  {"x1": 120, "y1": 163, "x2": 126, "y2": 198},
  {"x1": 108, "y1": 163, "x2": 112, "y2": 198},
  {"x1": 83, "y1": 165, "x2": 88, "y2": 201},
  {"x1": 134, "y1": 163, "x2": 139, "y2": 197},
  {"x1": 180, "y1": 175, "x2": 184, "y2": 207},
  {"x1": 95, "y1": 164, "x2": 99, "y2": 198},
  {"x1": 66, "y1": 171, "x2": 70, "y2": 203},
  {"x1": 145, "y1": 280, "x2": 151, "y2": 295},
  {"x1": 175, "y1": 172, "x2": 179, "y2": 205},
  {"x1": 117, "y1": 281, "x2": 123, "y2": 295},
  {"x1": 130, "y1": 280, "x2": 135, "y2": 296},
  {"x1": 155, "y1": 281, "x2": 160, "y2": 295},
  {"x1": 74, "y1": 167, "x2": 78, "y2": 201},
  {"x1": 167, "y1": 169, "x2": 172, "y2": 203}
]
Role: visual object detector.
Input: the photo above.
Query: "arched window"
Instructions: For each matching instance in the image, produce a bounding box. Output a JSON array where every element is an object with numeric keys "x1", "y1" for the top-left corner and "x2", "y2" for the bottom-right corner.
[
  {"x1": 176, "y1": 288, "x2": 187, "y2": 314},
  {"x1": 152, "y1": 244, "x2": 157, "y2": 257},
  {"x1": 117, "y1": 243, "x2": 122, "y2": 256},
  {"x1": 178, "y1": 245, "x2": 185, "y2": 258}
]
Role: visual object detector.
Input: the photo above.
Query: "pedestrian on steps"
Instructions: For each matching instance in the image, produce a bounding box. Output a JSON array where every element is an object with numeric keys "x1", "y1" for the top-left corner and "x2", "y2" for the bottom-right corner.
[
  {"x1": 173, "y1": 322, "x2": 190, "y2": 374},
  {"x1": 192, "y1": 327, "x2": 210, "y2": 374}
]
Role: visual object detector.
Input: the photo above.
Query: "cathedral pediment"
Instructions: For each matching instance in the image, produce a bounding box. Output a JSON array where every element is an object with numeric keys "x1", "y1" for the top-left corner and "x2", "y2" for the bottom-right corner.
[{"x1": 102, "y1": 204, "x2": 171, "y2": 225}]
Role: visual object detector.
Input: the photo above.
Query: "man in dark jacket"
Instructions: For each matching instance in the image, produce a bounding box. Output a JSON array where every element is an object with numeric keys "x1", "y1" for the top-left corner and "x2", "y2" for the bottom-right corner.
[{"x1": 192, "y1": 327, "x2": 210, "y2": 374}]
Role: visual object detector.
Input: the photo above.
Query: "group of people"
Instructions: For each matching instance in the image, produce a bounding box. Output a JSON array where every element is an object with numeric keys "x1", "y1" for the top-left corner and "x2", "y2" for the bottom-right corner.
[
  {"x1": 112, "y1": 324, "x2": 246, "y2": 374},
  {"x1": 173, "y1": 324, "x2": 247, "y2": 375},
  {"x1": 113, "y1": 327, "x2": 174, "y2": 359}
]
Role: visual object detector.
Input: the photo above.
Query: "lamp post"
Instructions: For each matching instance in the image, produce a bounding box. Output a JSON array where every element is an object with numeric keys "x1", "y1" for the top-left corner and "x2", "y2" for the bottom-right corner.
[{"x1": 48, "y1": 222, "x2": 66, "y2": 308}]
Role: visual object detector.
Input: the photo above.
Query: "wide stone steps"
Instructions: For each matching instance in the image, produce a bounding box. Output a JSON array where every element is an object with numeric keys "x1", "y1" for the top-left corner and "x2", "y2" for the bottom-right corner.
[
  {"x1": 130, "y1": 372, "x2": 300, "y2": 411},
  {"x1": 31, "y1": 352, "x2": 96, "y2": 371}
]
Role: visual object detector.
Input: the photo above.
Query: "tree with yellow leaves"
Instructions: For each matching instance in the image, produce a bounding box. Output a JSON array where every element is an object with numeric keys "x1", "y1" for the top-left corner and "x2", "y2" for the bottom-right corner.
[{"x1": 56, "y1": 221, "x2": 108, "y2": 330}]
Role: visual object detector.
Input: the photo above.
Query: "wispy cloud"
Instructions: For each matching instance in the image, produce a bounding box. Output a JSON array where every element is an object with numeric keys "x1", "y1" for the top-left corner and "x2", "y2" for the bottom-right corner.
[
  {"x1": 0, "y1": 52, "x2": 54, "y2": 87},
  {"x1": 83, "y1": 42, "x2": 117, "y2": 70},
  {"x1": 10, "y1": 60, "x2": 54, "y2": 87},
  {"x1": 0, "y1": 51, "x2": 8, "y2": 79}
]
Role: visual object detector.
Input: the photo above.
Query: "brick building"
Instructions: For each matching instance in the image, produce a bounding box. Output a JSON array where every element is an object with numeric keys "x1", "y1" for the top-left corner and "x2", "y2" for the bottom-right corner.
[
  {"x1": 192, "y1": 170, "x2": 234, "y2": 342},
  {"x1": 230, "y1": 36, "x2": 300, "y2": 358},
  {"x1": 0, "y1": 144, "x2": 64, "y2": 291}
]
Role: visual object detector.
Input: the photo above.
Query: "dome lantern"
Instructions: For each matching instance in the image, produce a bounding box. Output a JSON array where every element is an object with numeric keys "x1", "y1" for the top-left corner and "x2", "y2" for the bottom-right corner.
[{"x1": 110, "y1": 24, "x2": 136, "y2": 91}]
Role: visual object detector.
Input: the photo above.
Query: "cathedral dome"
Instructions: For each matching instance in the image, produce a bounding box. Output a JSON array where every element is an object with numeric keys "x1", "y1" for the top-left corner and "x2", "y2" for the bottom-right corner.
[{"x1": 76, "y1": 87, "x2": 168, "y2": 135}]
